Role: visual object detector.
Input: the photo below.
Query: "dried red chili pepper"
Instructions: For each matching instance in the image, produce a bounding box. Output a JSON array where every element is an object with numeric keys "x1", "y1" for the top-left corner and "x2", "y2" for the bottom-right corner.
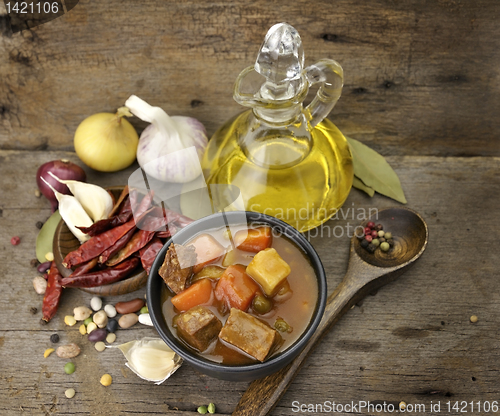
[
  {"x1": 63, "y1": 193, "x2": 154, "y2": 268},
  {"x1": 68, "y1": 257, "x2": 98, "y2": 278},
  {"x1": 108, "y1": 185, "x2": 129, "y2": 217},
  {"x1": 98, "y1": 227, "x2": 136, "y2": 264},
  {"x1": 61, "y1": 257, "x2": 139, "y2": 288},
  {"x1": 106, "y1": 229, "x2": 155, "y2": 267},
  {"x1": 139, "y1": 237, "x2": 164, "y2": 274},
  {"x1": 42, "y1": 261, "x2": 63, "y2": 322},
  {"x1": 77, "y1": 211, "x2": 133, "y2": 237}
]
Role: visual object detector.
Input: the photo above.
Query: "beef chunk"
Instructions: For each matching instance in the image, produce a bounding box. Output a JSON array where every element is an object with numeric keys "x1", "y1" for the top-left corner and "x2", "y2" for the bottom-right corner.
[
  {"x1": 176, "y1": 306, "x2": 222, "y2": 352},
  {"x1": 219, "y1": 308, "x2": 280, "y2": 362},
  {"x1": 159, "y1": 244, "x2": 197, "y2": 294}
]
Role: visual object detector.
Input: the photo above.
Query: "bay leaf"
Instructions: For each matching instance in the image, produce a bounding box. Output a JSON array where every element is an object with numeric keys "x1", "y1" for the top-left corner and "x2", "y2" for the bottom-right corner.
[
  {"x1": 36, "y1": 211, "x2": 61, "y2": 263},
  {"x1": 346, "y1": 137, "x2": 407, "y2": 204},
  {"x1": 352, "y1": 176, "x2": 375, "y2": 197}
]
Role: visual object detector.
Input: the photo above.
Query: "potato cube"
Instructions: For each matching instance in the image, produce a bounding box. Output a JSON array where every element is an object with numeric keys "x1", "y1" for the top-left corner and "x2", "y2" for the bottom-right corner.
[{"x1": 246, "y1": 248, "x2": 291, "y2": 296}]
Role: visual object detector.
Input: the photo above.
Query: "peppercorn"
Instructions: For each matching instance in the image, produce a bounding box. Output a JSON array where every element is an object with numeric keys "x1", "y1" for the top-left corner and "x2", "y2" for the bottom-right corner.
[
  {"x1": 371, "y1": 238, "x2": 380, "y2": 247},
  {"x1": 355, "y1": 228, "x2": 365, "y2": 240},
  {"x1": 367, "y1": 221, "x2": 375, "y2": 228},
  {"x1": 360, "y1": 239, "x2": 370, "y2": 249},
  {"x1": 366, "y1": 243, "x2": 377, "y2": 253},
  {"x1": 50, "y1": 333, "x2": 60, "y2": 343},
  {"x1": 30, "y1": 307, "x2": 38, "y2": 315},
  {"x1": 374, "y1": 223, "x2": 383, "y2": 231},
  {"x1": 30, "y1": 258, "x2": 39, "y2": 268},
  {"x1": 377, "y1": 230, "x2": 385, "y2": 238},
  {"x1": 384, "y1": 232, "x2": 392, "y2": 240},
  {"x1": 364, "y1": 227, "x2": 371, "y2": 235},
  {"x1": 10, "y1": 236, "x2": 20, "y2": 245},
  {"x1": 379, "y1": 237, "x2": 386, "y2": 243},
  {"x1": 365, "y1": 235, "x2": 373, "y2": 243},
  {"x1": 387, "y1": 238, "x2": 394, "y2": 247},
  {"x1": 36, "y1": 221, "x2": 44, "y2": 229},
  {"x1": 380, "y1": 242, "x2": 390, "y2": 252}
]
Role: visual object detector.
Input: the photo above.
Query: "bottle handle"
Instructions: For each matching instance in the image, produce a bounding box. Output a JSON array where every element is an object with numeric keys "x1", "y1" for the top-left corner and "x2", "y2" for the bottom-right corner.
[{"x1": 304, "y1": 59, "x2": 344, "y2": 127}]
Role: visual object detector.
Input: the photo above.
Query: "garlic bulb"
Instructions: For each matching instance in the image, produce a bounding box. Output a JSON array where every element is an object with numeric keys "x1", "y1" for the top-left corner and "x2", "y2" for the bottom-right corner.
[
  {"x1": 48, "y1": 172, "x2": 113, "y2": 222},
  {"x1": 115, "y1": 338, "x2": 182, "y2": 384},
  {"x1": 125, "y1": 95, "x2": 208, "y2": 183},
  {"x1": 40, "y1": 177, "x2": 93, "y2": 243}
]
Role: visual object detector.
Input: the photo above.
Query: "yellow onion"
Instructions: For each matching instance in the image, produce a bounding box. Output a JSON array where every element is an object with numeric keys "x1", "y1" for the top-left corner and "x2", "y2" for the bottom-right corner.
[{"x1": 74, "y1": 107, "x2": 139, "y2": 172}]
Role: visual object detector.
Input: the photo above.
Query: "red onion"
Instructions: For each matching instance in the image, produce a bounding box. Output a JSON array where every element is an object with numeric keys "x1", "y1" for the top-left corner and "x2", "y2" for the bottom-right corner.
[{"x1": 36, "y1": 159, "x2": 86, "y2": 212}]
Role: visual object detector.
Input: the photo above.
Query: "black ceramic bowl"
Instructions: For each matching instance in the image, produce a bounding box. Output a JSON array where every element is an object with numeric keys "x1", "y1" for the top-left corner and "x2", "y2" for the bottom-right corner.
[{"x1": 147, "y1": 211, "x2": 327, "y2": 382}]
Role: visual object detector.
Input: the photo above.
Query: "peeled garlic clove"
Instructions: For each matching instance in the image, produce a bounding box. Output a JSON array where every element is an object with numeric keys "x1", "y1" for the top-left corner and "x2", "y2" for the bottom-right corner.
[
  {"x1": 48, "y1": 172, "x2": 113, "y2": 221},
  {"x1": 114, "y1": 337, "x2": 181, "y2": 384},
  {"x1": 40, "y1": 177, "x2": 93, "y2": 243}
]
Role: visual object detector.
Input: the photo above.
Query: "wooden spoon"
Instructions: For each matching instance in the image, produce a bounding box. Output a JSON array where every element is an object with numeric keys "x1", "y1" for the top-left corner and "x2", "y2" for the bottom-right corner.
[{"x1": 233, "y1": 207, "x2": 429, "y2": 416}]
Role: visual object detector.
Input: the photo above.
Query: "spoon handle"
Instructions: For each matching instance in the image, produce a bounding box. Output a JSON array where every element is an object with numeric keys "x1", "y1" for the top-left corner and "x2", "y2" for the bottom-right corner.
[{"x1": 232, "y1": 274, "x2": 360, "y2": 416}]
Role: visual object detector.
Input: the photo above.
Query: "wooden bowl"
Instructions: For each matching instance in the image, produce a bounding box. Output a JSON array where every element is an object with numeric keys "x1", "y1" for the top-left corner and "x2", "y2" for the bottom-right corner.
[{"x1": 53, "y1": 186, "x2": 148, "y2": 296}]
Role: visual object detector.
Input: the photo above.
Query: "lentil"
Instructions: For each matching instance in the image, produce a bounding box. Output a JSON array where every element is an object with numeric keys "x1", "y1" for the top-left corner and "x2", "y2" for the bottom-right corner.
[
  {"x1": 95, "y1": 341, "x2": 106, "y2": 352},
  {"x1": 10, "y1": 236, "x2": 20, "y2": 246},
  {"x1": 64, "y1": 362, "x2": 76, "y2": 375},
  {"x1": 86, "y1": 322, "x2": 98, "y2": 334},
  {"x1": 106, "y1": 333, "x2": 116, "y2": 344},
  {"x1": 106, "y1": 319, "x2": 118, "y2": 333},
  {"x1": 64, "y1": 315, "x2": 77, "y2": 326},
  {"x1": 50, "y1": 333, "x2": 60, "y2": 343},
  {"x1": 104, "y1": 304, "x2": 117, "y2": 318},
  {"x1": 65, "y1": 388, "x2": 76, "y2": 399},
  {"x1": 100, "y1": 374, "x2": 112, "y2": 386},
  {"x1": 44, "y1": 348, "x2": 55, "y2": 358},
  {"x1": 79, "y1": 324, "x2": 87, "y2": 335},
  {"x1": 90, "y1": 296, "x2": 102, "y2": 312}
]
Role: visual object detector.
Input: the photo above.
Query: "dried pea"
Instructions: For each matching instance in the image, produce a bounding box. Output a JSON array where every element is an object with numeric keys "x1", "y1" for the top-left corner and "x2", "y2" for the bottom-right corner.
[
  {"x1": 100, "y1": 373, "x2": 112, "y2": 386},
  {"x1": 198, "y1": 406, "x2": 208, "y2": 414},
  {"x1": 87, "y1": 322, "x2": 97, "y2": 334},
  {"x1": 208, "y1": 403, "x2": 216, "y2": 414},
  {"x1": 44, "y1": 348, "x2": 55, "y2": 358},
  {"x1": 95, "y1": 341, "x2": 106, "y2": 352},
  {"x1": 106, "y1": 333, "x2": 116, "y2": 344},
  {"x1": 79, "y1": 324, "x2": 86, "y2": 335},
  {"x1": 45, "y1": 252, "x2": 54, "y2": 262},
  {"x1": 65, "y1": 388, "x2": 76, "y2": 399},
  {"x1": 64, "y1": 315, "x2": 77, "y2": 326},
  {"x1": 139, "y1": 306, "x2": 148, "y2": 314},
  {"x1": 64, "y1": 362, "x2": 75, "y2": 374},
  {"x1": 84, "y1": 317, "x2": 93, "y2": 326}
]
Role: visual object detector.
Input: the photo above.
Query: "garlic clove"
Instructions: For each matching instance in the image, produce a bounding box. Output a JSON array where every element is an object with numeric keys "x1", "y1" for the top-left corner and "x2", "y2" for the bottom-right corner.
[
  {"x1": 40, "y1": 177, "x2": 93, "y2": 243},
  {"x1": 114, "y1": 337, "x2": 182, "y2": 384},
  {"x1": 48, "y1": 172, "x2": 113, "y2": 221}
]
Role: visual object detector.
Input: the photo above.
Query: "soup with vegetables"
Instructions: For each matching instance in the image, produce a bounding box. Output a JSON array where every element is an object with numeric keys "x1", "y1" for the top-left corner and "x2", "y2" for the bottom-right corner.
[{"x1": 160, "y1": 223, "x2": 318, "y2": 365}]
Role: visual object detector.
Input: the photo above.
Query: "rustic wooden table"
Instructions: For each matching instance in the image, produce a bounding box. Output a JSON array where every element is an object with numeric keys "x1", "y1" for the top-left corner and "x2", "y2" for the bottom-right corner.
[{"x1": 1, "y1": 1, "x2": 499, "y2": 415}]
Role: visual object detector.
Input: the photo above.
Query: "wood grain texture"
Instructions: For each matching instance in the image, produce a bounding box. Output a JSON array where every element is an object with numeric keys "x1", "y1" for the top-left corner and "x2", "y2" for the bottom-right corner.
[
  {"x1": 0, "y1": 150, "x2": 499, "y2": 415},
  {"x1": 0, "y1": 1, "x2": 499, "y2": 156}
]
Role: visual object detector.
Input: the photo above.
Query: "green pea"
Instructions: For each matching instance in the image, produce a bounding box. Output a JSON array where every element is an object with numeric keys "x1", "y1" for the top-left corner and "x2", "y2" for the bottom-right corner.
[
  {"x1": 274, "y1": 318, "x2": 292, "y2": 333},
  {"x1": 197, "y1": 405, "x2": 208, "y2": 414},
  {"x1": 140, "y1": 306, "x2": 148, "y2": 314},
  {"x1": 83, "y1": 317, "x2": 93, "y2": 326},
  {"x1": 252, "y1": 295, "x2": 273, "y2": 314},
  {"x1": 208, "y1": 403, "x2": 216, "y2": 414},
  {"x1": 64, "y1": 362, "x2": 75, "y2": 375}
]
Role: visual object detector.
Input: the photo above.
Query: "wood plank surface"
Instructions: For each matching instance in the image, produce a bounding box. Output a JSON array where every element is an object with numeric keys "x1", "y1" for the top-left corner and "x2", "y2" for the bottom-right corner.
[
  {"x1": 1, "y1": 1, "x2": 500, "y2": 156},
  {"x1": 0, "y1": 150, "x2": 499, "y2": 415}
]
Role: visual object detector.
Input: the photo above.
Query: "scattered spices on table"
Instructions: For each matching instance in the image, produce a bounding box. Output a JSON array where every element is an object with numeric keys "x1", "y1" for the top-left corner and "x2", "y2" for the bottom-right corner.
[
  {"x1": 100, "y1": 374, "x2": 112, "y2": 386},
  {"x1": 64, "y1": 362, "x2": 76, "y2": 374},
  {"x1": 50, "y1": 333, "x2": 60, "y2": 343},
  {"x1": 44, "y1": 348, "x2": 55, "y2": 358},
  {"x1": 358, "y1": 222, "x2": 395, "y2": 254},
  {"x1": 65, "y1": 388, "x2": 76, "y2": 399},
  {"x1": 10, "y1": 236, "x2": 21, "y2": 245}
]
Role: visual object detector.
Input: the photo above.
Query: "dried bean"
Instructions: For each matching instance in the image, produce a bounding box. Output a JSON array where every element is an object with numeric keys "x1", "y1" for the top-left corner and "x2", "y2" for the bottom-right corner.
[
  {"x1": 118, "y1": 313, "x2": 138, "y2": 329},
  {"x1": 106, "y1": 319, "x2": 118, "y2": 333},
  {"x1": 73, "y1": 306, "x2": 92, "y2": 321},
  {"x1": 138, "y1": 313, "x2": 153, "y2": 326},
  {"x1": 115, "y1": 298, "x2": 145, "y2": 314},
  {"x1": 56, "y1": 343, "x2": 81, "y2": 358},
  {"x1": 104, "y1": 304, "x2": 116, "y2": 318},
  {"x1": 50, "y1": 334, "x2": 59, "y2": 343},
  {"x1": 33, "y1": 276, "x2": 47, "y2": 295},
  {"x1": 37, "y1": 261, "x2": 52, "y2": 274},
  {"x1": 90, "y1": 296, "x2": 102, "y2": 311},
  {"x1": 106, "y1": 333, "x2": 116, "y2": 344},
  {"x1": 88, "y1": 328, "x2": 107, "y2": 342},
  {"x1": 93, "y1": 310, "x2": 108, "y2": 329},
  {"x1": 95, "y1": 341, "x2": 106, "y2": 352}
]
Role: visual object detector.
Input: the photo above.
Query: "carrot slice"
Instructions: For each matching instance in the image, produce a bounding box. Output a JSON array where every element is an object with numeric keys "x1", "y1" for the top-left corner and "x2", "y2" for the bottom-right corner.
[
  {"x1": 171, "y1": 278, "x2": 213, "y2": 312},
  {"x1": 234, "y1": 227, "x2": 272, "y2": 253},
  {"x1": 215, "y1": 265, "x2": 259, "y2": 311}
]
